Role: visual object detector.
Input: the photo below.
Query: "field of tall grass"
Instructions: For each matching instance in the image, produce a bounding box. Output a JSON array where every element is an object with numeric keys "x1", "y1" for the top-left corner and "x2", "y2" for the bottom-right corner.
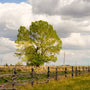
[
  {"x1": 0, "y1": 66, "x2": 89, "y2": 90},
  {"x1": 0, "y1": 66, "x2": 88, "y2": 74},
  {"x1": 16, "y1": 73, "x2": 90, "y2": 90}
]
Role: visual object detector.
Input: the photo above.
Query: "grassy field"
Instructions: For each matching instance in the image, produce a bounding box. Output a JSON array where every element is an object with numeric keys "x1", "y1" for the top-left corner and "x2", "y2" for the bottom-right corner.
[
  {"x1": 0, "y1": 66, "x2": 88, "y2": 84},
  {"x1": 0, "y1": 66, "x2": 89, "y2": 89},
  {"x1": 16, "y1": 73, "x2": 90, "y2": 90},
  {"x1": 0, "y1": 66, "x2": 88, "y2": 74}
]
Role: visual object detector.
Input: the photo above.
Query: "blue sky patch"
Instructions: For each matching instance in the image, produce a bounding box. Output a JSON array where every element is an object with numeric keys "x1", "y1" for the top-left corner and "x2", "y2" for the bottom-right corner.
[{"x1": 0, "y1": 0, "x2": 27, "y2": 3}]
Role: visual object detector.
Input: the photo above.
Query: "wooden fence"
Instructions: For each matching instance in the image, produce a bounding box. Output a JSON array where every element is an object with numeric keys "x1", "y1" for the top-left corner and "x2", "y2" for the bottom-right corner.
[{"x1": 0, "y1": 66, "x2": 90, "y2": 89}]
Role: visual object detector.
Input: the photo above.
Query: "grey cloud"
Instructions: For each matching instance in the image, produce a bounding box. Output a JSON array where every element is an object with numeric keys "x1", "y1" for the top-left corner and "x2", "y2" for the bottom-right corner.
[
  {"x1": 57, "y1": 32, "x2": 71, "y2": 38},
  {"x1": 0, "y1": 37, "x2": 16, "y2": 55},
  {"x1": 30, "y1": 0, "x2": 59, "y2": 15},
  {"x1": 52, "y1": 19, "x2": 90, "y2": 37},
  {"x1": 60, "y1": 0, "x2": 90, "y2": 18},
  {"x1": 0, "y1": 1, "x2": 89, "y2": 41},
  {"x1": 29, "y1": 0, "x2": 90, "y2": 18},
  {"x1": 0, "y1": 25, "x2": 17, "y2": 40},
  {"x1": 0, "y1": 29, "x2": 17, "y2": 40},
  {"x1": 83, "y1": 0, "x2": 90, "y2": 2}
]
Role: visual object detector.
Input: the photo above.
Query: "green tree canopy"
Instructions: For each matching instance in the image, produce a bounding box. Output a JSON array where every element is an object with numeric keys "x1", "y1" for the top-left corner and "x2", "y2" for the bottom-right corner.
[{"x1": 15, "y1": 20, "x2": 62, "y2": 66}]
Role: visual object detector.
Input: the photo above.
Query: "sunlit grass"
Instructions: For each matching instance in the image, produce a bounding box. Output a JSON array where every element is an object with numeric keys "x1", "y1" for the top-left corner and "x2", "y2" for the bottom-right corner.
[
  {"x1": 0, "y1": 66, "x2": 88, "y2": 74},
  {"x1": 16, "y1": 74, "x2": 90, "y2": 90}
]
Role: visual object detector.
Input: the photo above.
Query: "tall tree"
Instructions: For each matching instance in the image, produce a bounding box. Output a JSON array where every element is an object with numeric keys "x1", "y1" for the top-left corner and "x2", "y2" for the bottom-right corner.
[{"x1": 15, "y1": 20, "x2": 62, "y2": 66}]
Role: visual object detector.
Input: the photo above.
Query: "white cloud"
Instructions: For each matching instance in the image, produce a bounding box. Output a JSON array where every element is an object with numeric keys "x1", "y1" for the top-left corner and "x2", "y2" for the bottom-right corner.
[
  {"x1": 0, "y1": 52, "x2": 21, "y2": 65},
  {"x1": 0, "y1": 37, "x2": 16, "y2": 54},
  {"x1": 46, "y1": 50, "x2": 90, "y2": 66},
  {"x1": 62, "y1": 33, "x2": 85, "y2": 49},
  {"x1": 0, "y1": 2, "x2": 33, "y2": 40},
  {"x1": 0, "y1": 2, "x2": 35, "y2": 65},
  {"x1": 0, "y1": 2, "x2": 90, "y2": 40},
  {"x1": 62, "y1": 33, "x2": 90, "y2": 50}
]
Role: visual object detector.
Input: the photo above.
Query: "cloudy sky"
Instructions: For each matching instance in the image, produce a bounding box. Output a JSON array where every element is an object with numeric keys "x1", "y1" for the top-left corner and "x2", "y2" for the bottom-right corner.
[{"x1": 0, "y1": 0, "x2": 90, "y2": 66}]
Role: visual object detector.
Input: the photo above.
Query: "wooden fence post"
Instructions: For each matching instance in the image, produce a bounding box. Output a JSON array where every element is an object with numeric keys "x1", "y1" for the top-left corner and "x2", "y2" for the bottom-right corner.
[
  {"x1": 72, "y1": 66, "x2": 74, "y2": 78},
  {"x1": 13, "y1": 68, "x2": 17, "y2": 74},
  {"x1": 83, "y1": 66, "x2": 84, "y2": 75},
  {"x1": 31, "y1": 68, "x2": 34, "y2": 86},
  {"x1": 12, "y1": 68, "x2": 16, "y2": 90},
  {"x1": 88, "y1": 66, "x2": 90, "y2": 73},
  {"x1": 47, "y1": 67, "x2": 50, "y2": 79},
  {"x1": 86, "y1": 67, "x2": 87, "y2": 73},
  {"x1": 88, "y1": 66, "x2": 89, "y2": 72},
  {"x1": 79, "y1": 67, "x2": 80, "y2": 76},
  {"x1": 75, "y1": 67, "x2": 77, "y2": 76},
  {"x1": 65, "y1": 67, "x2": 67, "y2": 77},
  {"x1": 55, "y1": 68, "x2": 58, "y2": 80}
]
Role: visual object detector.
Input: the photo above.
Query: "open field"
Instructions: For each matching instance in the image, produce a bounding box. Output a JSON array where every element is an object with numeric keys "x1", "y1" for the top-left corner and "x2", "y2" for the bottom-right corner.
[
  {"x1": 0, "y1": 66, "x2": 89, "y2": 74},
  {"x1": 16, "y1": 73, "x2": 90, "y2": 90},
  {"x1": 0, "y1": 66, "x2": 90, "y2": 89}
]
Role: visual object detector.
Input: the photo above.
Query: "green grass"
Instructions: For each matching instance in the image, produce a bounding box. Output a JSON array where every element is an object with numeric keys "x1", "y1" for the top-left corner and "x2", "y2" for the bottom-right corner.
[
  {"x1": 0, "y1": 71, "x2": 71, "y2": 84},
  {"x1": 16, "y1": 74, "x2": 90, "y2": 90}
]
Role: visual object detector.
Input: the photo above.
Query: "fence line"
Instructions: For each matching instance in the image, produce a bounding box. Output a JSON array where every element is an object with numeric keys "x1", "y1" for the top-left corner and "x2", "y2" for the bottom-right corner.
[{"x1": 0, "y1": 66, "x2": 90, "y2": 89}]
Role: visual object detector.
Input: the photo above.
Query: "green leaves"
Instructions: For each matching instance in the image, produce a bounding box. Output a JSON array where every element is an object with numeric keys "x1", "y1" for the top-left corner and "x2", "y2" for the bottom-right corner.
[
  {"x1": 17, "y1": 26, "x2": 30, "y2": 41},
  {"x1": 15, "y1": 20, "x2": 62, "y2": 66}
]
